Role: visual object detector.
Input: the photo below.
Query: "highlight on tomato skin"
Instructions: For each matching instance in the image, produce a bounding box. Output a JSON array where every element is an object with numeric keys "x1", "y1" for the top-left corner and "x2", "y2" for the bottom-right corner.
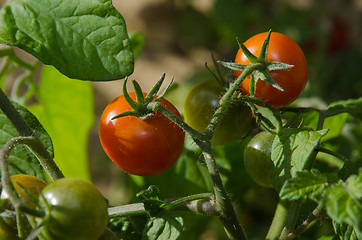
[
  {"x1": 38, "y1": 178, "x2": 108, "y2": 240},
  {"x1": 243, "y1": 131, "x2": 275, "y2": 188},
  {"x1": 235, "y1": 32, "x2": 308, "y2": 108},
  {"x1": 99, "y1": 92, "x2": 185, "y2": 176}
]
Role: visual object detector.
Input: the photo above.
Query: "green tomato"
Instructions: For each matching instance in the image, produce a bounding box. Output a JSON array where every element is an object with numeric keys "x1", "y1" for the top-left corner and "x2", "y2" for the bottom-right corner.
[
  {"x1": 184, "y1": 80, "x2": 254, "y2": 145},
  {"x1": 39, "y1": 178, "x2": 108, "y2": 240},
  {"x1": 244, "y1": 131, "x2": 275, "y2": 188}
]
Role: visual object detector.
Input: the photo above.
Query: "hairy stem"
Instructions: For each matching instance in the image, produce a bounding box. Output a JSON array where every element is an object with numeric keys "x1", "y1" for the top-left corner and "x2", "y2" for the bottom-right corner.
[{"x1": 202, "y1": 146, "x2": 248, "y2": 240}]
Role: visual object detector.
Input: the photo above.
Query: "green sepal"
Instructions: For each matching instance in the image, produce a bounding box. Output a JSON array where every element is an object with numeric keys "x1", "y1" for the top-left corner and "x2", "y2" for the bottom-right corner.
[
  {"x1": 145, "y1": 73, "x2": 166, "y2": 103},
  {"x1": 236, "y1": 37, "x2": 258, "y2": 63},
  {"x1": 258, "y1": 29, "x2": 272, "y2": 61},
  {"x1": 218, "y1": 61, "x2": 248, "y2": 72},
  {"x1": 111, "y1": 111, "x2": 139, "y2": 120},
  {"x1": 155, "y1": 77, "x2": 174, "y2": 102},
  {"x1": 132, "y1": 80, "x2": 145, "y2": 103},
  {"x1": 252, "y1": 68, "x2": 284, "y2": 92},
  {"x1": 122, "y1": 78, "x2": 138, "y2": 110}
]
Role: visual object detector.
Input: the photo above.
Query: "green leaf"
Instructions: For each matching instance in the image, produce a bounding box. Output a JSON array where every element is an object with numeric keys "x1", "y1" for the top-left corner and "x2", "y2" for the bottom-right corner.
[
  {"x1": 0, "y1": 0, "x2": 134, "y2": 80},
  {"x1": 323, "y1": 113, "x2": 349, "y2": 141},
  {"x1": 327, "y1": 98, "x2": 362, "y2": 119},
  {"x1": 333, "y1": 222, "x2": 362, "y2": 240},
  {"x1": 279, "y1": 169, "x2": 328, "y2": 201},
  {"x1": 317, "y1": 236, "x2": 335, "y2": 240},
  {"x1": 0, "y1": 101, "x2": 51, "y2": 180},
  {"x1": 271, "y1": 128, "x2": 329, "y2": 191},
  {"x1": 326, "y1": 171, "x2": 362, "y2": 235},
  {"x1": 143, "y1": 211, "x2": 183, "y2": 240},
  {"x1": 137, "y1": 185, "x2": 168, "y2": 217},
  {"x1": 27, "y1": 65, "x2": 94, "y2": 180}
]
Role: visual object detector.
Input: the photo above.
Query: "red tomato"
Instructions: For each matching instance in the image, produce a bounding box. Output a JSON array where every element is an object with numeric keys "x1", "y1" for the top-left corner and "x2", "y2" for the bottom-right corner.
[
  {"x1": 235, "y1": 32, "x2": 308, "y2": 108},
  {"x1": 99, "y1": 92, "x2": 185, "y2": 176}
]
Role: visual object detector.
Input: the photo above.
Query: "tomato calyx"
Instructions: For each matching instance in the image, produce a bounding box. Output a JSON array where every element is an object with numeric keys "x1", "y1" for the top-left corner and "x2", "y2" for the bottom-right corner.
[
  {"x1": 112, "y1": 73, "x2": 172, "y2": 120},
  {"x1": 220, "y1": 30, "x2": 294, "y2": 96}
]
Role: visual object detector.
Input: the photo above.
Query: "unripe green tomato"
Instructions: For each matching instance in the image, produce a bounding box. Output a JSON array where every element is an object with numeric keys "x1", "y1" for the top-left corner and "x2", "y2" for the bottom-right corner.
[
  {"x1": 1, "y1": 174, "x2": 47, "y2": 210},
  {"x1": 184, "y1": 80, "x2": 254, "y2": 145},
  {"x1": 244, "y1": 131, "x2": 275, "y2": 188},
  {"x1": 39, "y1": 178, "x2": 108, "y2": 240}
]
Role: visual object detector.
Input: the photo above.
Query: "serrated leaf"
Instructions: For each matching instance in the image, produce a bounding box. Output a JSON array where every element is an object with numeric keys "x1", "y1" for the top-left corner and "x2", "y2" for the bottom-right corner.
[
  {"x1": 0, "y1": 100, "x2": 51, "y2": 180},
  {"x1": 281, "y1": 110, "x2": 348, "y2": 142},
  {"x1": 271, "y1": 128, "x2": 329, "y2": 191},
  {"x1": 333, "y1": 221, "x2": 362, "y2": 240},
  {"x1": 280, "y1": 169, "x2": 328, "y2": 201},
  {"x1": 326, "y1": 171, "x2": 362, "y2": 235},
  {"x1": 0, "y1": 0, "x2": 134, "y2": 80},
  {"x1": 143, "y1": 211, "x2": 183, "y2": 240},
  {"x1": 137, "y1": 185, "x2": 168, "y2": 217},
  {"x1": 27, "y1": 65, "x2": 94, "y2": 180}
]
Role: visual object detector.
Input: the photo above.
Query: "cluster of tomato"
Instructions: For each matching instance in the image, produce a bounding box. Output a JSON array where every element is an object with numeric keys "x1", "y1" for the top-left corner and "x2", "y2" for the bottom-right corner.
[
  {"x1": 0, "y1": 31, "x2": 308, "y2": 240},
  {"x1": 98, "y1": 31, "x2": 308, "y2": 188},
  {"x1": 0, "y1": 175, "x2": 109, "y2": 240}
]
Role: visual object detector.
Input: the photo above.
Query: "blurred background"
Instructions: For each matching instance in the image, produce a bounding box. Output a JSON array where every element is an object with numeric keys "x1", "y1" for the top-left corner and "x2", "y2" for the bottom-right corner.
[{"x1": 91, "y1": 0, "x2": 362, "y2": 200}]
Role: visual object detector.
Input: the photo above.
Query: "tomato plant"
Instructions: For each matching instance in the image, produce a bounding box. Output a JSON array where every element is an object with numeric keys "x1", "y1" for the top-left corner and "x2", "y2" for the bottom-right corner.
[
  {"x1": 243, "y1": 131, "x2": 275, "y2": 188},
  {"x1": 0, "y1": 1, "x2": 362, "y2": 240},
  {"x1": 235, "y1": 32, "x2": 308, "y2": 107},
  {"x1": 99, "y1": 92, "x2": 185, "y2": 176},
  {"x1": 39, "y1": 178, "x2": 108, "y2": 240},
  {"x1": 184, "y1": 80, "x2": 253, "y2": 145}
]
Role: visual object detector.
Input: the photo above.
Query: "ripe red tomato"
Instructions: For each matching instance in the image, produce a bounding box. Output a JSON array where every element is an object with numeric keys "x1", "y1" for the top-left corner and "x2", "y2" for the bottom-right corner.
[
  {"x1": 99, "y1": 92, "x2": 185, "y2": 176},
  {"x1": 235, "y1": 32, "x2": 308, "y2": 108}
]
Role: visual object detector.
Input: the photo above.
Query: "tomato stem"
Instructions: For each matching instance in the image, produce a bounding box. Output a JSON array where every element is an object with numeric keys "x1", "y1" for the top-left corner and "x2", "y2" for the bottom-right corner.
[
  {"x1": 0, "y1": 89, "x2": 64, "y2": 181},
  {"x1": 201, "y1": 146, "x2": 248, "y2": 240},
  {"x1": 266, "y1": 200, "x2": 291, "y2": 240},
  {"x1": 108, "y1": 193, "x2": 217, "y2": 218},
  {"x1": 283, "y1": 203, "x2": 323, "y2": 240},
  {"x1": 156, "y1": 105, "x2": 205, "y2": 141}
]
